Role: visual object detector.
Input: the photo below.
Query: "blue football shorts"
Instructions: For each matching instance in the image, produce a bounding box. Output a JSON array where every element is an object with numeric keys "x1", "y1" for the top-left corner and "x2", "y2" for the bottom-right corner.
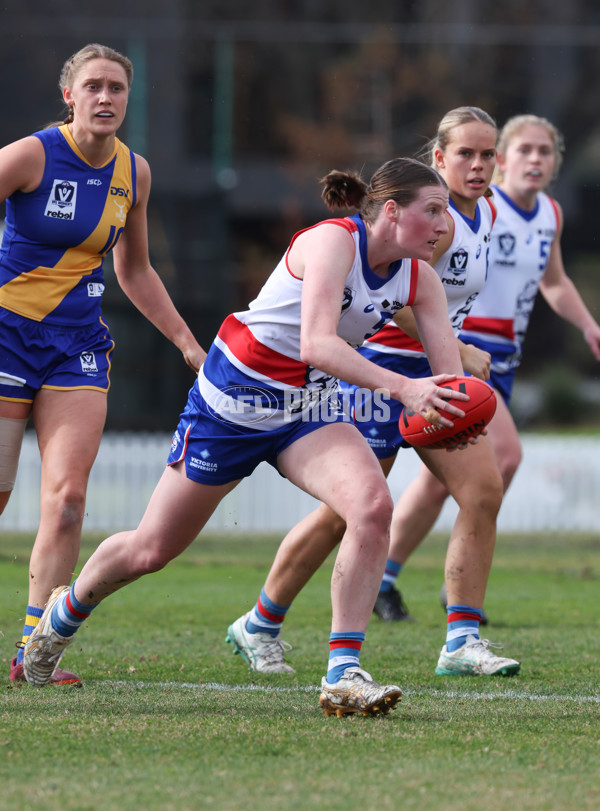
[
  {"x1": 0, "y1": 308, "x2": 115, "y2": 402},
  {"x1": 167, "y1": 379, "x2": 352, "y2": 485},
  {"x1": 459, "y1": 334, "x2": 516, "y2": 407}
]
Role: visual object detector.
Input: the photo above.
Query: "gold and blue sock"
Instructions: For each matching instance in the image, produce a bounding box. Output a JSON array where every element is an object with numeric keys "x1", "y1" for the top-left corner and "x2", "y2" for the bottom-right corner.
[
  {"x1": 15, "y1": 605, "x2": 44, "y2": 664},
  {"x1": 326, "y1": 631, "x2": 365, "y2": 684}
]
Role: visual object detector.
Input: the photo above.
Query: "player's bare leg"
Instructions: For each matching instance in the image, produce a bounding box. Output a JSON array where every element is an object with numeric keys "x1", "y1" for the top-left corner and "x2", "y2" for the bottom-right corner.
[
  {"x1": 262, "y1": 503, "x2": 346, "y2": 607},
  {"x1": 277, "y1": 422, "x2": 393, "y2": 632},
  {"x1": 29, "y1": 389, "x2": 108, "y2": 609},
  {"x1": 417, "y1": 435, "x2": 503, "y2": 609}
]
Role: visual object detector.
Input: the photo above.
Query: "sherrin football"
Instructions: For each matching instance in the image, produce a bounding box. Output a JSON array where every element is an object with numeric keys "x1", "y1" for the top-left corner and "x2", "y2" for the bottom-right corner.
[{"x1": 399, "y1": 376, "x2": 497, "y2": 449}]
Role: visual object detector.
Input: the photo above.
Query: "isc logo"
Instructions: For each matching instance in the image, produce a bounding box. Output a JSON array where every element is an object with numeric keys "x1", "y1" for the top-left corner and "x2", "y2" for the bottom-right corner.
[{"x1": 110, "y1": 187, "x2": 129, "y2": 197}]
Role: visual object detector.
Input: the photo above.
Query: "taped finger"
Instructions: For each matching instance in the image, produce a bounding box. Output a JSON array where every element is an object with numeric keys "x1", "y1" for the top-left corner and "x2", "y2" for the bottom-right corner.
[{"x1": 424, "y1": 407, "x2": 441, "y2": 425}]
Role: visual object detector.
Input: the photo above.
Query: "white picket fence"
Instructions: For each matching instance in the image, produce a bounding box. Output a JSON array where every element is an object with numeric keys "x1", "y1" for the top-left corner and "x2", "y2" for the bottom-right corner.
[{"x1": 2, "y1": 431, "x2": 598, "y2": 534}]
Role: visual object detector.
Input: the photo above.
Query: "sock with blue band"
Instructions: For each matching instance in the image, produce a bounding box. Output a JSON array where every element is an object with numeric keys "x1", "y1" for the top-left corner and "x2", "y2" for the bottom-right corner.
[
  {"x1": 245, "y1": 587, "x2": 290, "y2": 638},
  {"x1": 379, "y1": 559, "x2": 403, "y2": 593},
  {"x1": 445, "y1": 604, "x2": 483, "y2": 652},
  {"x1": 51, "y1": 582, "x2": 99, "y2": 638},
  {"x1": 326, "y1": 631, "x2": 365, "y2": 684}
]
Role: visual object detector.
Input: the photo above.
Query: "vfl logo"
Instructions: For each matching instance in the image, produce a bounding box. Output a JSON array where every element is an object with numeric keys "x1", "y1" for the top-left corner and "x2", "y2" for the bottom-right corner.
[
  {"x1": 87, "y1": 282, "x2": 105, "y2": 297},
  {"x1": 80, "y1": 351, "x2": 98, "y2": 373},
  {"x1": 449, "y1": 248, "x2": 468, "y2": 274},
  {"x1": 45, "y1": 179, "x2": 78, "y2": 220},
  {"x1": 498, "y1": 232, "x2": 516, "y2": 255}
]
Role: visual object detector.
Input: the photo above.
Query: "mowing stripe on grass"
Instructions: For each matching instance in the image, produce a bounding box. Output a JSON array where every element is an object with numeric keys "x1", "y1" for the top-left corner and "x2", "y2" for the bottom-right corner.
[{"x1": 105, "y1": 680, "x2": 600, "y2": 703}]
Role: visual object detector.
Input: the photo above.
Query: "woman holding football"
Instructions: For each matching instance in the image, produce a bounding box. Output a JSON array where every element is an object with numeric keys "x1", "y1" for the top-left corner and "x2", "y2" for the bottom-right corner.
[
  {"x1": 382, "y1": 114, "x2": 600, "y2": 622},
  {"x1": 22, "y1": 156, "x2": 471, "y2": 717},
  {"x1": 225, "y1": 106, "x2": 521, "y2": 679}
]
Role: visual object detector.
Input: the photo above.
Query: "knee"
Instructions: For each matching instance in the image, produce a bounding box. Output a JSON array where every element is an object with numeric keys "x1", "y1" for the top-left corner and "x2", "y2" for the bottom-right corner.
[
  {"x1": 477, "y1": 469, "x2": 504, "y2": 517},
  {"x1": 456, "y1": 468, "x2": 503, "y2": 518},
  {"x1": 131, "y1": 544, "x2": 172, "y2": 578},
  {"x1": 42, "y1": 482, "x2": 88, "y2": 530},
  {"x1": 348, "y1": 485, "x2": 394, "y2": 538},
  {"x1": 497, "y1": 446, "x2": 522, "y2": 491}
]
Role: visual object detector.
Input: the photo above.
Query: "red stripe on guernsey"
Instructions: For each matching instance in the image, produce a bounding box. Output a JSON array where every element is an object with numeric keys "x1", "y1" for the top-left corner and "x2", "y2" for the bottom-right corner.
[
  {"x1": 329, "y1": 639, "x2": 363, "y2": 650},
  {"x1": 285, "y1": 217, "x2": 358, "y2": 278},
  {"x1": 548, "y1": 196, "x2": 560, "y2": 230},
  {"x1": 407, "y1": 258, "x2": 419, "y2": 306},
  {"x1": 461, "y1": 316, "x2": 514, "y2": 340},
  {"x1": 66, "y1": 592, "x2": 90, "y2": 620},
  {"x1": 257, "y1": 597, "x2": 285, "y2": 624},
  {"x1": 484, "y1": 195, "x2": 497, "y2": 227},
  {"x1": 366, "y1": 323, "x2": 424, "y2": 353},
  {"x1": 447, "y1": 611, "x2": 481, "y2": 623},
  {"x1": 218, "y1": 314, "x2": 308, "y2": 387}
]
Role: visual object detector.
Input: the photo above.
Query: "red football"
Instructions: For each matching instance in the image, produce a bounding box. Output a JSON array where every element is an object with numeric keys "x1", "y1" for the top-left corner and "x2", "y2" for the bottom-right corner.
[{"x1": 399, "y1": 376, "x2": 497, "y2": 449}]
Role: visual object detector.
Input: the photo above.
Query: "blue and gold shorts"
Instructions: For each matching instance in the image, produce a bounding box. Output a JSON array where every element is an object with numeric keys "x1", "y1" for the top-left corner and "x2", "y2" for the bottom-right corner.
[{"x1": 0, "y1": 308, "x2": 115, "y2": 402}]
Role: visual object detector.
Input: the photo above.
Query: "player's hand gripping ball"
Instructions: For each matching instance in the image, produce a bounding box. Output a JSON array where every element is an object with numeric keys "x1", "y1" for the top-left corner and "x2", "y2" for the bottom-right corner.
[{"x1": 399, "y1": 376, "x2": 497, "y2": 449}]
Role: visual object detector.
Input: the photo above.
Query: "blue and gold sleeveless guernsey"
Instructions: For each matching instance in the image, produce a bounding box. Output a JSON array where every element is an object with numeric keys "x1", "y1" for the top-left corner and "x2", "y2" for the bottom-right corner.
[{"x1": 0, "y1": 124, "x2": 136, "y2": 326}]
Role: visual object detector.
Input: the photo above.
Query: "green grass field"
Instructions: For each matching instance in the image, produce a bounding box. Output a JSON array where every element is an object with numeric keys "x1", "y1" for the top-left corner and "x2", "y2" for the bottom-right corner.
[{"x1": 1, "y1": 531, "x2": 599, "y2": 811}]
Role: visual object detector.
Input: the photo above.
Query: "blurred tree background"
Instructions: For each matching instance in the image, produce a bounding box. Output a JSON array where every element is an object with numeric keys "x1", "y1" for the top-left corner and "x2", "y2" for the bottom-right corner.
[{"x1": 2, "y1": 0, "x2": 600, "y2": 428}]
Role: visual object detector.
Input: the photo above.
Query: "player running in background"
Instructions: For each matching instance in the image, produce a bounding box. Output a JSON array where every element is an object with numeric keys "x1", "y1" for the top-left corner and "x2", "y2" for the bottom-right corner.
[
  {"x1": 226, "y1": 106, "x2": 521, "y2": 679},
  {"x1": 22, "y1": 157, "x2": 470, "y2": 717},
  {"x1": 381, "y1": 114, "x2": 600, "y2": 622},
  {"x1": 0, "y1": 43, "x2": 205, "y2": 686}
]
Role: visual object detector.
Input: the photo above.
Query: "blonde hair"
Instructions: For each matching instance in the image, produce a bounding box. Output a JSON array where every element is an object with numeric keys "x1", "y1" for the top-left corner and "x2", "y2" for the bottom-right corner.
[
  {"x1": 59, "y1": 43, "x2": 133, "y2": 124},
  {"x1": 418, "y1": 106, "x2": 498, "y2": 198},
  {"x1": 424, "y1": 106, "x2": 498, "y2": 169},
  {"x1": 495, "y1": 114, "x2": 564, "y2": 182},
  {"x1": 320, "y1": 158, "x2": 447, "y2": 225}
]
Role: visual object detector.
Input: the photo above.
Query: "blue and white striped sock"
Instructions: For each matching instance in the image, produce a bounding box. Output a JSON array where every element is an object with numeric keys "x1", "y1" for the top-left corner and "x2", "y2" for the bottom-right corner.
[
  {"x1": 379, "y1": 559, "x2": 403, "y2": 593},
  {"x1": 326, "y1": 631, "x2": 365, "y2": 684},
  {"x1": 446, "y1": 604, "x2": 483, "y2": 652},
  {"x1": 51, "y1": 582, "x2": 98, "y2": 638},
  {"x1": 246, "y1": 587, "x2": 290, "y2": 638}
]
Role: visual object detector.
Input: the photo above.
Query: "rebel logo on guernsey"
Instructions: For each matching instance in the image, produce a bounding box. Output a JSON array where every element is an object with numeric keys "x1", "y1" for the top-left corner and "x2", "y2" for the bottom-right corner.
[{"x1": 45, "y1": 179, "x2": 77, "y2": 220}]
